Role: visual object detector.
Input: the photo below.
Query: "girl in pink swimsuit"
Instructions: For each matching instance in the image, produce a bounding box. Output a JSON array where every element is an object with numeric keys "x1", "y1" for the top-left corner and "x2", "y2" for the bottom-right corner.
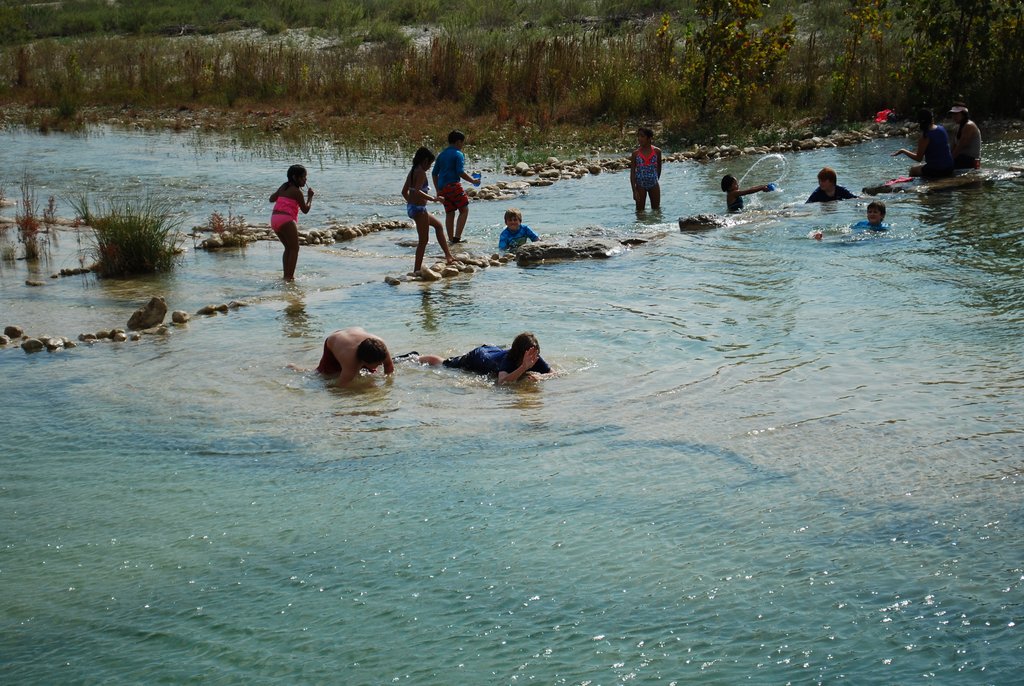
[{"x1": 269, "y1": 164, "x2": 314, "y2": 281}]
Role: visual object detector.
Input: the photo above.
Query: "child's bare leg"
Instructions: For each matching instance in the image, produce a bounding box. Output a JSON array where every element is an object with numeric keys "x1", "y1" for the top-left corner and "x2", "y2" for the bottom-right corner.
[
  {"x1": 634, "y1": 187, "x2": 646, "y2": 212},
  {"x1": 454, "y1": 206, "x2": 468, "y2": 241},
  {"x1": 445, "y1": 211, "x2": 456, "y2": 242},
  {"x1": 649, "y1": 184, "x2": 661, "y2": 211},
  {"x1": 276, "y1": 222, "x2": 300, "y2": 280},
  {"x1": 430, "y1": 215, "x2": 455, "y2": 263},
  {"x1": 414, "y1": 215, "x2": 429, "y2": 272},
  {"x1": 417, "y1": 354, "x2": 445, "y2": 365}
]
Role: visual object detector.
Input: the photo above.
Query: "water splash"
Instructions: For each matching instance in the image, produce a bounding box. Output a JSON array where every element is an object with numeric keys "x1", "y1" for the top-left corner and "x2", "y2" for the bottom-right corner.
[{"x1": 738, "y1": 153, "x2": 790, "y2": 190}]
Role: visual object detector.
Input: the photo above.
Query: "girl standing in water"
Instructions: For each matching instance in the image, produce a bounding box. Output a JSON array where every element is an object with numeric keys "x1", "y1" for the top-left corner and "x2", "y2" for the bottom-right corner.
[{"x1": 269, "y1": 164, "x2": 314, "y2": 281}]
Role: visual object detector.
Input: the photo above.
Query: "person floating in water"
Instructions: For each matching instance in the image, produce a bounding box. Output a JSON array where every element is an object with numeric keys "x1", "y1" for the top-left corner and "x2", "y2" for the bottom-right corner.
[
  {"x1": 852, "y1": 200, "x2": 889, "y2": 231},
  {"x1": 721, "y1": 174, "x2": 774, "y2": 213},
  {"x1": 630, "y1": 126, "x2": 662, "y2": 212},
  {"x1": 892, "y1": 108, "x2": 954, "y2": 178},
  {"x1": 314, "y1": 327, "x2": 395, "y2": 386},
  {"x1": 806, "y1": 167, "x2": 857, "y2": 203},
  {"x1": 498, "y1": 208, "x2": 540, "y2": 252},
  {"x1": 416, "y1": 332, "x2": 553, "y2": 385},
  {"x1": 269, "y1": 164, "x2": 314, "y2": 281},
  {"x1": 812, "y1": 200, "x2": 888, "y2": 240}
]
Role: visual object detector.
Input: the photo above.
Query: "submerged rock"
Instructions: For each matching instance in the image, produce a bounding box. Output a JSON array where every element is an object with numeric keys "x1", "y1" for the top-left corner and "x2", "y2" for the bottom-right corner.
[
  {"x1": 679, "y1": 214, "x2": 730, "y2": 231},
  {"x1": 127, "y1": 296, "x2": 168, "y2": 330},
  {"x1": 515, "y1": 239, "x2": 623, "y2": 265},
  {"x1": 5, "y1": 325, "x2": 24, "y2": 339},
  {"x1": 0, "y1": 335, "x2": 10, "y2": 346},
  {"x1": 171, "y1": 310, "x2": 191, "y2": 324},
  {"x1": 21, "y1": 338, "x2": 44, "y2": 353}
]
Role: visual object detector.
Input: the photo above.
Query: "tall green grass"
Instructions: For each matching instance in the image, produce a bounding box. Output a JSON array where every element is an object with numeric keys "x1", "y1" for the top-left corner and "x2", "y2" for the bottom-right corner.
[
  {"x1": 71, "y1": 195, "x2": 183, "y2": 277},
  {"x1": 1, "y1": 0, "x2": 1021, "y2": 141}
]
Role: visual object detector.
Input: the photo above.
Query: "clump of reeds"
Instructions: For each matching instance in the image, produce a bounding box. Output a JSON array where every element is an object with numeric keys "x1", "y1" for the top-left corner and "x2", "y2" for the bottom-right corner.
[
  {"x1": 15, "y1": 177, "x2": 42, "y2": 261},
  {"x1": 70, "y1": 194, "x2": 183, "y2": 277}
]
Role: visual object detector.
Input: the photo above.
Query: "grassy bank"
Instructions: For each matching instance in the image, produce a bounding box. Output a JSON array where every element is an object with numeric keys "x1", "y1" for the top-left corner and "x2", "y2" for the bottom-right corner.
[{"x1": 1, "y1": 1, "x2": 1022, "y2": 151}]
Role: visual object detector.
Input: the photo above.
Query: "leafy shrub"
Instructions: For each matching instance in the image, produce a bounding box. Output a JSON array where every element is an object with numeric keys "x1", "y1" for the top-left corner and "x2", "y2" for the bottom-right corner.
[{"x1": 206, "y1": 209, "x2": 249, "y2": 248}]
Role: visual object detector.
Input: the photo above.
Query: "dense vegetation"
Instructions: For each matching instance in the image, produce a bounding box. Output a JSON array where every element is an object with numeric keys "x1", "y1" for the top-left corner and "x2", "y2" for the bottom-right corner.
[{"x1": 1, "y1": 0, "x2": 1022, "y2": 144}]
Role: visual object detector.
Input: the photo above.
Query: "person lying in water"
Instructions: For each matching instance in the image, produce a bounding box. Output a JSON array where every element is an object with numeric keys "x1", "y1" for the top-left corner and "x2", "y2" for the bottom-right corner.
[
  {"x1": 416, "y1": 332, "x2": 554, "y2": 384},
  {"x1": 312, "y1": 327, "x2": 395, "y2": 386}
]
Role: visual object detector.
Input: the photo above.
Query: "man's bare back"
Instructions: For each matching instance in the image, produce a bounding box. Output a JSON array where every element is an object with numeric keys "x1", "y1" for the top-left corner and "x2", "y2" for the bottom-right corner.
[{"x1": 315, "y1": 327, "x2": 394, "y2": 386}]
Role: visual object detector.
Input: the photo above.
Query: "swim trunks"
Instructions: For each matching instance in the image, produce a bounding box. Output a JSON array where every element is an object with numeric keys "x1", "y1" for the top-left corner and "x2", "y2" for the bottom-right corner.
[
  {"x1": 438, "y1": 182, "x2": 469, "y2": 213},
  {"x1": 634, "y1": 149, "x2": 660, "y2": 190},
  {"x1": 316, "y1": 339, "x2": 342, "y2": 375},
  {"x1": 271, "y1": 196, "x2": 300, "y2": 232}
]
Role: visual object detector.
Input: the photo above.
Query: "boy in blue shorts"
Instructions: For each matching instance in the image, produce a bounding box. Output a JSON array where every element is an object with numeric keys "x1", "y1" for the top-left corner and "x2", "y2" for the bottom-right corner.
[
  {"x1": 498, "y1": 208, "x2": 540, "y2": 251},
  {"x1": 432, "y1": 130, "x2": 481, "y2": 243}
]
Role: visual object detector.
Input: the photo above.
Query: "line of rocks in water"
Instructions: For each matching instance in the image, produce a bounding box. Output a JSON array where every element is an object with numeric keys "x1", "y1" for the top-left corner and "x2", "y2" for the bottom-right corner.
[
  {"x1": 194, "y1": 218, "x2": 412, "y2": 250},
  {"x1": 501, "y1": 122, "x2": 929, "y2": 182},
  {"x1": 2, "y1": 295, "x2": 254, "y2": 355},
  {"x1": 385, "y1": 251, "x2": 513, "y2": 285}
]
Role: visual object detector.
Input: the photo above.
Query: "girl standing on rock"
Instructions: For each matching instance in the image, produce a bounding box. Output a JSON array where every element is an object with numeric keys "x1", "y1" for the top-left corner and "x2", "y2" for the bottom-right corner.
[
  {"x1": 269, "y1": 164, "x2": 314, "y2": 281},
  {"x1": 402, "y1": 147, "x2": 455, "y2": 275}
]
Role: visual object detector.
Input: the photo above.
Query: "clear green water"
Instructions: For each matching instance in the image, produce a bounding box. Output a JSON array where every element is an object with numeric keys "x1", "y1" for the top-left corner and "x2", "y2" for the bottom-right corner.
[{"x1": 2, "y1": 128, "x2": 1023, "y2": 684}]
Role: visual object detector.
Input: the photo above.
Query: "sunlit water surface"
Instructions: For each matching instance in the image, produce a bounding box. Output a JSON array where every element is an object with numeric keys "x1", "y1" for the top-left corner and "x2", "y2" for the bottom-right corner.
[{"x1": 2, "y1": 127, "x2": 1023, "y2": 684}]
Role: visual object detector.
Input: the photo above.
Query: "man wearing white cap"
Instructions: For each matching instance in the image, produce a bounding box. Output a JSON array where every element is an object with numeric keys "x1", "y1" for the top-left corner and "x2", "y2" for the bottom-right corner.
[{"x1": 949, "y1": 103, "x2": 982, "y2": 170}]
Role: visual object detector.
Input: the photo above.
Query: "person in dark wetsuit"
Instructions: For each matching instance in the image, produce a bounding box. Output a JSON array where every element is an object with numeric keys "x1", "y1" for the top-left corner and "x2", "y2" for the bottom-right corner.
[
  {"x1": 806, "y1": 167, "x2": 857, "y2": 203},
  {"x1": 415, "y1": 332, "x2": 553, "y2": 385},
  {"x1": 892, "y1": 108, "x2": 954, "y2": 178}
]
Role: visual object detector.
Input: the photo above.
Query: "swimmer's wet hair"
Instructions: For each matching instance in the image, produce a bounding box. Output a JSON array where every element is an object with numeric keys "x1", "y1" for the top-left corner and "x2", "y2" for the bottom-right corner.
[
  {"x1": 817, "y1": 167, "x2": 838, "y2": 183},
  {"x1": 867, "y1": 200, "x2": 887, "y2": 217},
  {"x1": 508, "y1": 332, "x2": 539, "y2": 369},
  {"x1": 504, "y1": 208, "x2": 523, "y2": 223},
  {"x1": 721, "y1": 174, "x2": 737, "y2": 192},
  {"x1": 357, "y1": 338, "x2": 388, "y2": 364},
  {"x1": 638, "y1": 126, "x2": 654, "y2": 139}
]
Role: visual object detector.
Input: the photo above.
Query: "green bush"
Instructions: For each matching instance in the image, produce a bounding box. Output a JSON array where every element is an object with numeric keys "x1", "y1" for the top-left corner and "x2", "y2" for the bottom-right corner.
[{"x1": 71, "y1": 195, "x2": 183, "y2": 277}]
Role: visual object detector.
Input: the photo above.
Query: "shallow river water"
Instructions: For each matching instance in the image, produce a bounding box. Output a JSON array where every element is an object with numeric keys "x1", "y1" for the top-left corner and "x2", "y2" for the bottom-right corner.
[{"x1": 2, "y1": 126, "x2": 1023, "y2": 684}]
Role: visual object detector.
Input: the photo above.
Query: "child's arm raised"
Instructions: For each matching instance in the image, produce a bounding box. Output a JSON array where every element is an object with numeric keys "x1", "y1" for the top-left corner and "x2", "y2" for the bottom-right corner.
[{"x1": 497, "y1": 347, "x2": 542, "y2": 385}]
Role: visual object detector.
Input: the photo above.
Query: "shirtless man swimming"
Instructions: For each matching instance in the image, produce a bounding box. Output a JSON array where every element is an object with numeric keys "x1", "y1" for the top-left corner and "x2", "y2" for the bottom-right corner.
[{"x1": 315, "y1": 327, "x2": 395, "y2": 386}]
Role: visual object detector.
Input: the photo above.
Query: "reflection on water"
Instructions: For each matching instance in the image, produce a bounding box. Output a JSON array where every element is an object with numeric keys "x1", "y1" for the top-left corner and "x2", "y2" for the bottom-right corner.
[
  {"x1": 280, "y1": 287, "x2": 315, "y2": 338},
  {"x1": 1, "y1": 128, "x2": 1023, "y2": 684}
]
